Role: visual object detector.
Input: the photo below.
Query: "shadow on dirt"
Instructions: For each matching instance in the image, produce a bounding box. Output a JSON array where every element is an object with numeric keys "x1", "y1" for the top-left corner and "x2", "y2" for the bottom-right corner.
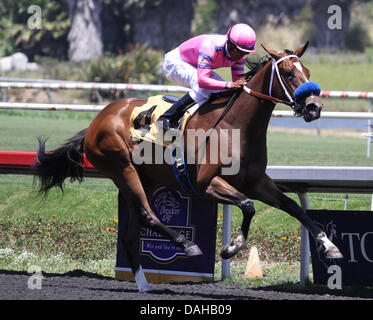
[{"x1": 253, "y1": 282, "x2": 373, "y2": 299}]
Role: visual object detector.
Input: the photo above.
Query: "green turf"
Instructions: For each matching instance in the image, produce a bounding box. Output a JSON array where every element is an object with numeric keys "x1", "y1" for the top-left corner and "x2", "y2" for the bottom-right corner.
[
  {"x1": 267, "y1": 130, "x2": 372, "y2": 166},
  {"x1": 0, "y1": 112, "x2": 93, "y2": 152}
]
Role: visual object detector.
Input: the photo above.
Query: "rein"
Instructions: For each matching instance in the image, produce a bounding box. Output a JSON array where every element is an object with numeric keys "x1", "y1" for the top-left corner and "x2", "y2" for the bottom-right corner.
[{"x1": 242, "y1": 86, "x2": 293, "y2": 106}]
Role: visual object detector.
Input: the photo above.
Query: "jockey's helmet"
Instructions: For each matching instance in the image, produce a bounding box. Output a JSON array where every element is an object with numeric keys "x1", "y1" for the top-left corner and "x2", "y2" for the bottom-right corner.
[{"x1": 227, "y1": 23, "x2": 256, "y2": 53}]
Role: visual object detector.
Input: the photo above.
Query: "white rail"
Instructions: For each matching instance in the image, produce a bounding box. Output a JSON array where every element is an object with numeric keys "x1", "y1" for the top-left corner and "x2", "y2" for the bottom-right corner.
[
  {"x1": 320, "y1": 91, "x2": 373, "y2": 99},
  {"x1": 272, "y1": 110, "x2": 373, "y2": 120},
  {"x1": 0, "y1": 102, "x2": 104, "y2": 112},
  {"x1": 0, "y1": 81, "x2": 189, "y2": 93},
  {"x1": 1, "y1": 102, "x2": 373, "y2": 120},
  {"x1": 1, "y1": 80, "x2": 373, "y2": 99}
]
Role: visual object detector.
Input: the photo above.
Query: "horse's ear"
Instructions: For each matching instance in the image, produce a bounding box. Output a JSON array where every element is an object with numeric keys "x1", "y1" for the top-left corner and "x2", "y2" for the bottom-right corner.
[
  {"x1": 294, "y1": 41, "x2": 309, "y2": 58},
  {"x1": 261, "y1": 44, "x2": 281, "y2": 60}
]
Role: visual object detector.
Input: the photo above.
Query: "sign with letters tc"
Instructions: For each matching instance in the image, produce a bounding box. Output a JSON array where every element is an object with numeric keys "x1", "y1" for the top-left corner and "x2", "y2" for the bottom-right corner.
[{"x1": 308, "y1": 210, "x2": 373, "y2": 286}]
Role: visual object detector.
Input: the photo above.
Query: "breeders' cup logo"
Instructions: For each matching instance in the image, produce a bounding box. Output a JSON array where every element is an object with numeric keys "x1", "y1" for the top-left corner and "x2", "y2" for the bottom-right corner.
[
  {"x1": 154, "y1": 191, "x2": 181, "y2": 223},
  {"x1": 140, "y1": 187, "x2": 194, "y2": 262}
]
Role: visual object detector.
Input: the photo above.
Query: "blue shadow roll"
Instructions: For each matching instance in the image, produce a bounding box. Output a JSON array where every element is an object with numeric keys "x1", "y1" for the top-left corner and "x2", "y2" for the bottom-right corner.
[{"x1": 294, "y1": 81, "x2": 321, "y2": 100}]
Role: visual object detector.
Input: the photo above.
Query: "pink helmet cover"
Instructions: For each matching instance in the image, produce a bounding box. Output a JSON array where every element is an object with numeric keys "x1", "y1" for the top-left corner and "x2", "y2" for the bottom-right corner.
[{"x1": 228, "y1": 23, "x2": 256, "y2": 53}]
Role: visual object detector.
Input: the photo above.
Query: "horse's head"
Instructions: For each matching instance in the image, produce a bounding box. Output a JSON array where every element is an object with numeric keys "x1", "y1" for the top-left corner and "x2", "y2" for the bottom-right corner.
[{"x1": 262, "y1": 42, "x2": 323, "y2": 122}]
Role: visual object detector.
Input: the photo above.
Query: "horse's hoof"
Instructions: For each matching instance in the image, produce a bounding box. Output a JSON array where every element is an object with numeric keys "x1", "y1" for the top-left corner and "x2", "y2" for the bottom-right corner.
[
  {"x1": 220, "y1": 244, "x2": 235, "y2": 260},
  {"x1": 220, "y1": 245, "x2": 231, "y2": 260},
  {"x1": 185, "y1": 244, "x2": 202, "y2": 257},
  {"x1": 325, "y1": 248, "x2": 343, "y2": 259},
  {"x1": 138, "y1": 284, "x2": 155, "y2": 293}
]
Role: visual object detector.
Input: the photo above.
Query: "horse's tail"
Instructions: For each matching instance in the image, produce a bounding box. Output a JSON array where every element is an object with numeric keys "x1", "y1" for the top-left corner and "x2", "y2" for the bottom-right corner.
[{"x1": 31, "y1": 128, "x2": 88, "y2": 196}]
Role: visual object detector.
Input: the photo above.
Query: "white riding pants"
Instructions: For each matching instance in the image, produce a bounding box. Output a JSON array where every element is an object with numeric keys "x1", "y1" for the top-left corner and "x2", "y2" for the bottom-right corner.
[{"x1": 162, "y1": 48, "x2": 226, "y2": 104}]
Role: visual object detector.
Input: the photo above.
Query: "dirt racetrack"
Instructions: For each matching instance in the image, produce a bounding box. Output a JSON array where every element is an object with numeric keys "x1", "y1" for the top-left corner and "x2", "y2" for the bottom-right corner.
[{"x1": 1, "y1": 269, "x2": 372, "y2": 301}]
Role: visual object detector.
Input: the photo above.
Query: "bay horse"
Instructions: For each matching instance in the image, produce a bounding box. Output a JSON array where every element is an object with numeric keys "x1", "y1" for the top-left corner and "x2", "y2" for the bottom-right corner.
[{"x1": 32, "y1": 42, "x2": 342, "y2": 292}]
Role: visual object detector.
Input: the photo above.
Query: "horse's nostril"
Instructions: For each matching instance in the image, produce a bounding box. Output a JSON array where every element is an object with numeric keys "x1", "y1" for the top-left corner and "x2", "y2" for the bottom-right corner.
[
  {"x1": 304, "y1": 112, "x2": 313, "y2": 122},
  {"x1": 304, "y1": 103, "x2": 321, "y2": 122}
]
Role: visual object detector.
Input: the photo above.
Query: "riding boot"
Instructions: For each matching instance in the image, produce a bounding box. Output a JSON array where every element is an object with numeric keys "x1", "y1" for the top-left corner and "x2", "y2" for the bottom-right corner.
[{"x1": 155, "y1": 93, "x2": 195, "y2": 131}]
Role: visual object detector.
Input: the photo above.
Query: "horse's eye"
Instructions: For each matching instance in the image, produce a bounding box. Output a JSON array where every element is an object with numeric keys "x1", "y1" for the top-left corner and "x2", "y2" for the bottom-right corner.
[{"x1": 283, "y1": 70, "x2": 295, "y2": 78}]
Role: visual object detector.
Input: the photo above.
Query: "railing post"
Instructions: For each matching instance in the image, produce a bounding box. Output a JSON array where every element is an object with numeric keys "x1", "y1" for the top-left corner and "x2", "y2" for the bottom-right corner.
[
  {"x1": 46, "y1": 88, "x2": 54, "y2": 118},
  {"x1": 221, "y1": 204, "x2": 232, "y2": 280},
  {"x1": 344, "y1": 194, "x2": 349, "y2": 210},
  {"x1": 367, "y1": 100, "x2": 372, "y2": 158},
  {"x1": 95, "y1": 89, "x2": 103, "y2": 105},
  {"x1": 1, "y1": 88, "x2": 7, "y2": 102},
  {"x1": 317, "y1": 118, "x2": 321, "y2": 136},
  {"x1": 298, "y1": 192, "x2": 310, "y2": 285}
]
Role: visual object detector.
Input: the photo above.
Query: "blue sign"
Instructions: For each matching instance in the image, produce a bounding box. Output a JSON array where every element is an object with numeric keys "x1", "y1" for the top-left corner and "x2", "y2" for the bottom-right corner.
[
  {"x1": 141, "y1": 188, "x2": 193, "y2": 262},
  {"x1": 116, "y1": 187, "x2": 218, "y2": 282},
  {"x1": 308, "y1": 210, "x2": 373, "y2": 286}
]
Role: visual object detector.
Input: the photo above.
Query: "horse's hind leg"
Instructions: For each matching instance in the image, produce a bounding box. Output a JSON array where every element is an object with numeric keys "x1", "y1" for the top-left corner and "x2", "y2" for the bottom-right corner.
[
  {"x1": 204, "y1": 176, "x2": 256, "y2": 259},
  {"x1": 113, "y1": 163, "x2": 202, "y2": 257},
  {"x1": 252, "y1": 174, "x2": 343, "y2": 259},
  {"x1": 122, "y1": 199, "x2": 153, "y2": 292}
]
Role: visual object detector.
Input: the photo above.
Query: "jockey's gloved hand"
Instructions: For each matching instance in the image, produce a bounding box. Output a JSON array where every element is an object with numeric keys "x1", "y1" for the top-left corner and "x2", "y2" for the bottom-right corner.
[{"x1": 229, "y1": 79, "x2": 248, "y2": 89}]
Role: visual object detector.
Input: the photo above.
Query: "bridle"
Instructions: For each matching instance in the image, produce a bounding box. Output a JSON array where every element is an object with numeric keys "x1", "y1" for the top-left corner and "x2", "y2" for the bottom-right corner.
[
  {"x1": 242, "y1": 54, "x2": 306, "y2": 116},
  {"x1": 196, "y1": 54, "x2": 319, "y2": 151},
  {"x1": 269, "y1": 55, "x2": 300, "y2": 103}
]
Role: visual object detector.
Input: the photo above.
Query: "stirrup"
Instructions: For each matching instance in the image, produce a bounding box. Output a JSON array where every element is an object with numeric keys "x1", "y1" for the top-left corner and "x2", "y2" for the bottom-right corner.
[
  {"x1": 156, "y1": 93, "x2": 194, "y2": 130},
  {"x1": 156, "y1": 117, "x2": 178, "y2": 130},
  {"x1": 155, "y1": 118, "x2": 182, "y2": 138}
]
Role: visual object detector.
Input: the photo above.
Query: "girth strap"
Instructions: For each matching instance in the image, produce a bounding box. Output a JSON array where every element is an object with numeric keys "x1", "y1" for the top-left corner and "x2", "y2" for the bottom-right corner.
[{"x1": 171, "y1": 136, "x2": 199, "y2": 196}]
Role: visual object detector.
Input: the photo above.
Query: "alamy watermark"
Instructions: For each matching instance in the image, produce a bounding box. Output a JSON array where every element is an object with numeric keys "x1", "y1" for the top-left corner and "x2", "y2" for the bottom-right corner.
[
  {"x1": 327, "y1": 264, "x2": 342, "y2": 290},
  {"x1": 27, "y1": 265, "x2": 44, "y2": 290},
  {"x1": 132, "y1": 128, "x2": 241, "y2": 175},
  {"x1": 27, "y1": 5, "x2": 42, "y2": 30},
  {"x1": 327, "y1": 5, "x2": 342, "y2": 30}
]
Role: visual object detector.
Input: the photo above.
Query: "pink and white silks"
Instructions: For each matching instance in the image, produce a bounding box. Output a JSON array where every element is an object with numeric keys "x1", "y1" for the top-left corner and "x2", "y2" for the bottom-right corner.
[{"x1": 162, "y1": 34, "x2": 246, "y2": 104}]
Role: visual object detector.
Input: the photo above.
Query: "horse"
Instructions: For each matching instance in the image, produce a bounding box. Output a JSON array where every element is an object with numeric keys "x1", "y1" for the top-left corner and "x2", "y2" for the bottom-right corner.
[{"x1": 31, "y1": 42, "x2": 343, "y2": 292}]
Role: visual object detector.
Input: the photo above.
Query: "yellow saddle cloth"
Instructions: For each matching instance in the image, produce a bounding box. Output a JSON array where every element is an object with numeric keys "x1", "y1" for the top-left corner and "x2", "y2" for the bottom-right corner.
[{"x1": 129, "y1": 95, "x2": 191, "y2": 146}]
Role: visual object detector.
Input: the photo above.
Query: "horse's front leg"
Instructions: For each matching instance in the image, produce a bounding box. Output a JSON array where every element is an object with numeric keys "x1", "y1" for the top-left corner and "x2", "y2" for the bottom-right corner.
[
  {"x1": 204, "y1": 176, "x2": 256, "y2": 259},
  {"x1": 252, "y1": 174, "x2": 343, "y2": 259}
]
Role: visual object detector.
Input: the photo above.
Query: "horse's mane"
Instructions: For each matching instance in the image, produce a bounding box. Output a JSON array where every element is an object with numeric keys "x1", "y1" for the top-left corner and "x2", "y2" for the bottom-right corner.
[{"x1": 244, "y1": 55, "x2": 272, "y2": 81}]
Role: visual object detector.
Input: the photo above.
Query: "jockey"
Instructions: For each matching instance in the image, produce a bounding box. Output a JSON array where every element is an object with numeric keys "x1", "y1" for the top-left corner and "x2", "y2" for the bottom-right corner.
[{"x1": 156, "y1": 23, "x2": 256, "y2": 131}]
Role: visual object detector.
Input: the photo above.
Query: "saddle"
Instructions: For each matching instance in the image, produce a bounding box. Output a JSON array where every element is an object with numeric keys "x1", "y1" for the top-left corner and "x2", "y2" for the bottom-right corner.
[
  {"x1": 129, "y1": 93, "x2": 233, "y2": 147},
  {"x1": 129, "y1": 92, "x2": 237, "y2": 196},
  {"x1": 129, "y1": 95, "x2": 191, "y2": 147}
]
